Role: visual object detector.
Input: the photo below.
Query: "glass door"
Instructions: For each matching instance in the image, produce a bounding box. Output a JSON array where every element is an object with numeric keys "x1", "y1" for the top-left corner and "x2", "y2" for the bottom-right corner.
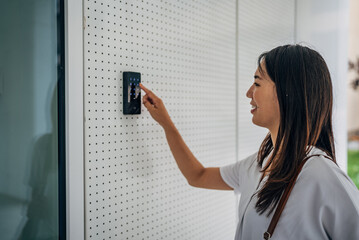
[{"x1": 0, "y1": 0, "x2": 65, "y2": 239}]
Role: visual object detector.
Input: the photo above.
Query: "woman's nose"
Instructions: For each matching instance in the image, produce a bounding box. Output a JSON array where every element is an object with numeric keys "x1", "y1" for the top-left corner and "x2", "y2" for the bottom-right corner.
[{"x1": 246, "y1": 85, "x2": 253, "y2": 98}]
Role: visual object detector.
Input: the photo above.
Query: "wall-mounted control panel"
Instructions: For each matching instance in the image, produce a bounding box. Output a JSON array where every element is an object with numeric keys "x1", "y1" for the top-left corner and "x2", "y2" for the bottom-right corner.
[{"x1": 123, "y1": 71, "x2": 141, "y2": 114}]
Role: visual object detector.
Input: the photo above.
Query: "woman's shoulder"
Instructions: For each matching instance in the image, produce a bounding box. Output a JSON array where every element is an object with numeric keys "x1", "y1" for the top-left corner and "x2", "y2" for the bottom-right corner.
[
  {"x1": 240, "y1": 151, "x2": 260, "y2": 170},
  {"x1": 290, "y1": 149, "x2": 359, "y2": 239},
  {"x1": 299, "y1": 150, "x2": 357, "y2": 193}
]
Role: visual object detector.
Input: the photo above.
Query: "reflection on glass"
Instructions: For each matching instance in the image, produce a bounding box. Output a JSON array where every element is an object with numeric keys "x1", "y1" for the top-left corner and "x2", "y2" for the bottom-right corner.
[{"x1": 0, "y1": 0, "x2": 59, "y2": 239}]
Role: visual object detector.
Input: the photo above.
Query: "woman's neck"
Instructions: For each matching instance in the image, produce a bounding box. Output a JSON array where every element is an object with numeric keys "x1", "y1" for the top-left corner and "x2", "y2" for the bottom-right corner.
[{"x1": 269, "y1": 125, "x2": 278, "y2": 148}]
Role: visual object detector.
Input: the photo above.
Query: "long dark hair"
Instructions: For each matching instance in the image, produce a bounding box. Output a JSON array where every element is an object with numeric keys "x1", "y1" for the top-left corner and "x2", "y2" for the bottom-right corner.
[{"x1": 255, "y1": 45, "x2": 336, "y2": 216}]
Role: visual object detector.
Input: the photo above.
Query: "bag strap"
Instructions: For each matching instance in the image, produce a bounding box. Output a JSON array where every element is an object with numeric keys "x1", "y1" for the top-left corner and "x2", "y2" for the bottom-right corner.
[{"x1": 263, "y1": 154, "x2": 320, "y2": 240}]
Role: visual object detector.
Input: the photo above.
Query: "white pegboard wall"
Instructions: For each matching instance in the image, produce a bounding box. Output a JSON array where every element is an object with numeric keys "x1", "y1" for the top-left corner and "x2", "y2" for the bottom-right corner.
[{"x1": 84, "y1": 0, "x2": 237, "y2": 239}]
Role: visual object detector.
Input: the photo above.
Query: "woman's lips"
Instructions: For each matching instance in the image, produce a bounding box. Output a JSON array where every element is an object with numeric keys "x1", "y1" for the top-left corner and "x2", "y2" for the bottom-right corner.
[{"x1": 250, "y1": 104, "x2": 257, "y2": 114}]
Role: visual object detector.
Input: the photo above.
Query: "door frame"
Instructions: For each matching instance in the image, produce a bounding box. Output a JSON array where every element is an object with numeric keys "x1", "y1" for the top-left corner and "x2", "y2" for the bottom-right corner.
[{"x1": 65, "y1": 0, "x2": 85, "y2": 239}]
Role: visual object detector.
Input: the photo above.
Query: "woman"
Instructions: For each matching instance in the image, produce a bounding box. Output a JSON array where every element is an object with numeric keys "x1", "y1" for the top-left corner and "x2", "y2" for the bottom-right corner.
[{"x1": 139, "y1": 45, "x2": 359, "y2": 239}]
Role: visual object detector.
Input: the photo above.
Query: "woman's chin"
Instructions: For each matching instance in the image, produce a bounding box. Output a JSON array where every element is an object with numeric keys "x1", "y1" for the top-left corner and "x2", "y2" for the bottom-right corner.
[{"x1": 251, "y1": 117, "x2": 266, "y2": 128}]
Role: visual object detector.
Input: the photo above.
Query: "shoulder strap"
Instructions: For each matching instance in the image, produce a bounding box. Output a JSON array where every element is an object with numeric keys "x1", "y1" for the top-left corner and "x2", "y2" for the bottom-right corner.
[{"x1": 263, "y1": 154, "x2": 321, "y2": 239}]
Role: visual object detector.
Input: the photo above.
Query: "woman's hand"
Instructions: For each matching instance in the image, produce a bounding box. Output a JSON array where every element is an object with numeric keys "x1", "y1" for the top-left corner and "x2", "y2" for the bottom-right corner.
[{"x1": 139, "y1": 83, "x2": 174, "y2": 129}]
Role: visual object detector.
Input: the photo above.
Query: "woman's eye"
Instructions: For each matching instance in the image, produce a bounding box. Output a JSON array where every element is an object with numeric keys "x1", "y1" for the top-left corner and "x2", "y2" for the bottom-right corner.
[{"x1": 254, "y1": 82, "x2": 260, "y2": 87}]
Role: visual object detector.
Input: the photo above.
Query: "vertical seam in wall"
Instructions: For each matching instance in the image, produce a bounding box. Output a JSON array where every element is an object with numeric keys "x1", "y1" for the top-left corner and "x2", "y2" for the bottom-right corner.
[
  {"x1": 82, "y1": 0, "x2": 86, "y2": 238},
  {"x1": 294, "y1": 0, "x2": 297, "y2": 43},
  {"x1": 235, "y1": 0, "x2": 239, "y2": 164},
  {"x1": 235, "y1": 0, "x2": 240, "y2": 224}
]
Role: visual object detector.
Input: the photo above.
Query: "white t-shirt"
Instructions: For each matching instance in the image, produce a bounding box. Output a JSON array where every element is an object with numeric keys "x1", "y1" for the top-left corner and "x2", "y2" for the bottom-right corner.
[{"x1": 220, "y1": 147, "x2": 359, "y2": 240}]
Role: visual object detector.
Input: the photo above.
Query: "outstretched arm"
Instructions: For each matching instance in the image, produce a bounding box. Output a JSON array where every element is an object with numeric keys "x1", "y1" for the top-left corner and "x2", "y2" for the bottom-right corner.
[{"x1": 140, "y1": 83, "x2": 232, "y2": 190}]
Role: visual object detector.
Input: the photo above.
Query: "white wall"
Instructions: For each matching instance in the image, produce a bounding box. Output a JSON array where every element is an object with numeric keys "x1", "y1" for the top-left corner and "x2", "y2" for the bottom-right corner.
[
  {"x1": 80, "y1": 0, "x2": 297, "y2": 238},
  {"x1": 83, "y1": 1, "x2": 237, "y2": 239},
  {"x1": 296, "y1": 0, "x2": 349, "y2": 171}
]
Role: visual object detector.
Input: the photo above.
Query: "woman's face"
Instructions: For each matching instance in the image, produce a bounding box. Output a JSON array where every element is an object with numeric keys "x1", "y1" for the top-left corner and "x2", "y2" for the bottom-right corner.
[{"x1": 246, "y1": 61, "x2": 280, "y2": 133}]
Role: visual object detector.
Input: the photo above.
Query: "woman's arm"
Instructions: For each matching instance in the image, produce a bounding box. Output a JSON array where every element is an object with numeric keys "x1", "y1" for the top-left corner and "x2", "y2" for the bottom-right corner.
[
  {"x1": 140, "y1": 83, "x2": 232, "y2": 190},
  {"x1": 163, "y1": 122, "x2": 232, "y2": 190}
]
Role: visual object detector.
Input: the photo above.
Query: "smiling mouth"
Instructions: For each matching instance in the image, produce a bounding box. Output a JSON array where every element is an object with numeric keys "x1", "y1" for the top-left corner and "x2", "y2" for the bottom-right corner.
[{"x1": 250, "y1": 104, "x2": 258, "y2": 113}]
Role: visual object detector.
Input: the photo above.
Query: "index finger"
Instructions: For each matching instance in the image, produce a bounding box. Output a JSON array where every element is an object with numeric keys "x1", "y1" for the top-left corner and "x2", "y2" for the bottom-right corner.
[{"x1": 139, "y1": 83, "x2": 151, "y2": 94}]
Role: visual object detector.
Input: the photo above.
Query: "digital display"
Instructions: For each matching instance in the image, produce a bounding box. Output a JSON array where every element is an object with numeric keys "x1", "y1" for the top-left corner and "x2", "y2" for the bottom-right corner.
[{"x1": 123, "y1": 72, "x2": 141, "y2": 114}]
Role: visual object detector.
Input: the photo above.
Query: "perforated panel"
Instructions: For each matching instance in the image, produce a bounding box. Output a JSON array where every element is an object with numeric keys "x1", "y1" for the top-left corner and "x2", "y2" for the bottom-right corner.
[
  {"x1": 237, "y1": 0, "x2": 295, "y2": 159},
  {"x1": 84, "y1": 0, "x2": 237, "y2": 239}
]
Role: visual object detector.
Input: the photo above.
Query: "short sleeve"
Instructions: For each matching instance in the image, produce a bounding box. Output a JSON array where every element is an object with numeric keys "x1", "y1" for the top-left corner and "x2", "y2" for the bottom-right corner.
[{"x1": 220, "y1": 152, "x2": 257, "y2": 194}]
